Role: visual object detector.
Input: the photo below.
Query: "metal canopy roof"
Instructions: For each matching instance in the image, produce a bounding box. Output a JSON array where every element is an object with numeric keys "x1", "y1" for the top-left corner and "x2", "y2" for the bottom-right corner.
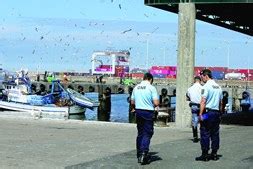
[{"x1": 145, "y1": 0, "x2": 253, "y2": 36}]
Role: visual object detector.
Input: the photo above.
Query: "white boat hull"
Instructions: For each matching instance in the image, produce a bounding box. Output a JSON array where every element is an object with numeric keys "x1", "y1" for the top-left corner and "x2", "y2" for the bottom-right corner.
[
  {"x1": 0, "y1": 100, "x2": 85, "y2": 119},
  {"x1": 66, "y1": 88, "x2": 99, "y2": 109}
]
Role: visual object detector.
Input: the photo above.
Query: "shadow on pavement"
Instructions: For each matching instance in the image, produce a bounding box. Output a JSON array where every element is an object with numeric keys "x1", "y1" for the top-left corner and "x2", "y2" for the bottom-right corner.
[
  {"x1": 221, "y1": 111, "x2": 253, "y2": 126},
  {"x1": 149, "y1": 151, "x2": 162, "y2": 164}
]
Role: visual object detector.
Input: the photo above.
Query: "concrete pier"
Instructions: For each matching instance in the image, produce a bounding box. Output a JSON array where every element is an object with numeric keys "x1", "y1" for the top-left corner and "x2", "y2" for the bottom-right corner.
[{"x1": 0, "y1": 117, "x2": 252, "y2": 169}]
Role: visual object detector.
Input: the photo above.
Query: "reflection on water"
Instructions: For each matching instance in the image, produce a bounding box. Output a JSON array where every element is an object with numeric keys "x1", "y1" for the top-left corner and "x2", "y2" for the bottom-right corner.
[{"x1": 70, "y1": 93, "x2": 177, "y2": 123}]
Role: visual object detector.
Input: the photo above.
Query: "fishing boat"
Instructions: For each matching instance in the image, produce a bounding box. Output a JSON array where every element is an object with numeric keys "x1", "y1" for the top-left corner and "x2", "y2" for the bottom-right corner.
[
  {"x1": 0, "y1": 72, "x2": 98, "y2": 119},
  {"x1": 66, "y1": 88, "x2": 99, "y2": 110},
  {"x1": 0, "y1": 100, "x2": 84, "y2": 119}
]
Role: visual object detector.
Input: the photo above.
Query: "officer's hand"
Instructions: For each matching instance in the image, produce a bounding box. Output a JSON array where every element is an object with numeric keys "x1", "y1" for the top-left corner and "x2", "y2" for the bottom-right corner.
[
  {"x1": 199, "y1": 115, "x2": 204, "y2": 121},
  {"x1": 154, "y1": 106, "x2": 159, "y2": 112}
]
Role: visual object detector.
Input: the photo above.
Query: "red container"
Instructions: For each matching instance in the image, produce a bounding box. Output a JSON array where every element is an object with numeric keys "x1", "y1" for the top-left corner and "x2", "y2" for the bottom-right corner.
[
  {"x1": 194, "y1": 68, "x2": 202, "y2": 75},
  {"x1": 247, "y1": 74, "x2": 253, "y2": 81},
  {"x1": 168, "y1": 70, "x2": 176, "y2": 76},
  {"x1": 227, "y1": 69, "x2": 239, "y2": 73},
  {"x1": 166, "y1": 75, "x2": 176, "y2": 79},
  {"x1": 248, "y1": 69, "x2": 253, "y2": 74},
  {"x1": 208, "y1": 67, "x2": 227, "y2": 72},
  {"x1": 151, "y1": 66, "x2": 159, "y2": 69},
  {"x1": 237, "y1": 69, "x2": 249, "y2": 74},
  {"x1": 131, "y1": 73, "x2": 144, "y2": 78},
  {"x1": 169, "y1": 66, "x2": 177, "y2": 71}
]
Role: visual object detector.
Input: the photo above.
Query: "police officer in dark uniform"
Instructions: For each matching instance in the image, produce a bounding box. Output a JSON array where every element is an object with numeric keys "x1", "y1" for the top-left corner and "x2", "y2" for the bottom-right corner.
[
  {"x1": 131, "y1": 73, "x2": 159, "y2": 165},
  {"x1": 196, "y1": 69, "x2": 223, "y2": 161}
]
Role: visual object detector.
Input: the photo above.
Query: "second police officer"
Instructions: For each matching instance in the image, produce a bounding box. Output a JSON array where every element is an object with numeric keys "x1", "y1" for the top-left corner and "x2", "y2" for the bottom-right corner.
[{"x1": 196, "y1": 69, "x2": 223, "y2": 161}]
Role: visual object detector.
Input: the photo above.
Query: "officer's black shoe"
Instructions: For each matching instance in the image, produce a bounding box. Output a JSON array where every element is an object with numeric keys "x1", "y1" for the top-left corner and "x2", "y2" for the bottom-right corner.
[
  {"x1": 210, "y1": 153, "x2": 218, "y2": 161},
  {"x1": 193, "y1": 137, "x2": 199, "y2": 143},
  {"x1": 137, "y1": 151, "x2": 141, "y2": 163},
  {"x1": 195, "y1": 154, "x2": 209, "y2": 161},
  {"x1": 137, "y1": 152, "x2": 141, "y2": 158},
  {"x1": 137, "y1": 156, "x2": 142, "y2": 163},
  {"x1": 138, "y1": 153, "x2": 145, "y2": 164},
  {"x1": 195, "y1": 150, "x2": 209, "y2": 161},
  {"x1": 138, "y1": 152, "x2": 149, "y2": 165}
]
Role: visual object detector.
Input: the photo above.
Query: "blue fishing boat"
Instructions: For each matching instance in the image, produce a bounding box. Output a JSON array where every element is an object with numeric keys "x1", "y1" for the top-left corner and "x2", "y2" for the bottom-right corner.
[{"x1": 0, "y1": 72, "x2": 98, "y2": 119}]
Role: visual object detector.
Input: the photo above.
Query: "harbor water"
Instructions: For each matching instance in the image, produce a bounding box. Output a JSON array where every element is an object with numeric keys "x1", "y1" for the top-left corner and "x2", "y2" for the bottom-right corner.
[
  {"x1": 82, "y1": 93, "x2": 249, "y2": 123},
  {"x1": 83, "y1": 93, "x2": 176, "y2": 123},
  {"x1": 84, "y1": 93, "x2": 130, "y2": 123}
]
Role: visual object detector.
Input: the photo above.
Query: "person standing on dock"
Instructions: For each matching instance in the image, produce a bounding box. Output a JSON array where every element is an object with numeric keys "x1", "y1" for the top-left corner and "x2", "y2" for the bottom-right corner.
[
  {"x1": 130, "y1": 73, "x2": 159, "y2": 165},
  {"x1": 186, "y1": 76, "x2": 202, "y2": 143},
  {"x1": 196, "y1": 69, "x2": 223, "y2": 161}
]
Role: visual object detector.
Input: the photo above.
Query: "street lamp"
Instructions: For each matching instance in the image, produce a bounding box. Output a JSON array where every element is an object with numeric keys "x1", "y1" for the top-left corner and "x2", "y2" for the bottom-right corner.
[
  {"x1": 163, "y1": 47, "x2": 166, "y2": 66},
  {"x1": 160, "y1": 47, "x2": 166, "y2": 66},
  {"x1": 223, "y1": 40, "x2": 230, "y2": 69},
  {"x1": 245, "y1": 38, "x2": 253, "y2": 82},
  {"x1": 146, "y1": 33, "x2": 150, "y2": 69}
]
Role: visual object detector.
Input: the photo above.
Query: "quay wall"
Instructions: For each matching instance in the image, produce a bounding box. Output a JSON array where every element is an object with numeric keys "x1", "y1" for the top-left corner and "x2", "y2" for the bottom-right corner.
[
  {"x1": 30, "y1": 74, "x2": 253, "y2": 98},
  {"x1": 27, "y1": 74, "x2": 253, "y2": 112}
]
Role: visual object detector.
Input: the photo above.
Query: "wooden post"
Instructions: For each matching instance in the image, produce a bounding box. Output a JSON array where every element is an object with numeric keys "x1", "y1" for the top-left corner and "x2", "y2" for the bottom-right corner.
[
  {"x1": 97, "y1": 85, "x2": 111, "y2": 121},
  {"x1": 127, "y1": 86, "x2": 136, "y2": 123}
]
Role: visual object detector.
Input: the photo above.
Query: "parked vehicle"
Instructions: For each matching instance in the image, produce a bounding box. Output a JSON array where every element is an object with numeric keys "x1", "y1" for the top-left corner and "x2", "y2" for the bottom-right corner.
[{"x1": 225, "y1": 73, "x2": 246, "y2": 80}]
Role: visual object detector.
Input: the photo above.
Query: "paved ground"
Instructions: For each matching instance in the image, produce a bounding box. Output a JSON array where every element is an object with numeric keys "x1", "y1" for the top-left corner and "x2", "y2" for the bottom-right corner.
[{"x1": 0, "y1": 116, "x2": 252, "y2": 169}]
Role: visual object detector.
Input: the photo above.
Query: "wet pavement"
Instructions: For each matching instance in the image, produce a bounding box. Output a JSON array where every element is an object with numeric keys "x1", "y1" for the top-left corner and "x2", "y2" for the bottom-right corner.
[{"x1": 0, "y1": 116, "x2": 252, "y2": 169}]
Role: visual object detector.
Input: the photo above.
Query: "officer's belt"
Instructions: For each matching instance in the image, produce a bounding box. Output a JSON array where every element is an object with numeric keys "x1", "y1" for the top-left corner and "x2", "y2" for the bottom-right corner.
[
  {"x1": 189, "y1": 102, "x2": 200, "y2": 108},
  {"x1": 135, "y1": 109, "x2": 154, "y2": 113},
  {"x1": 206, "y1": 108, "x2": 220, "y2": 112}
]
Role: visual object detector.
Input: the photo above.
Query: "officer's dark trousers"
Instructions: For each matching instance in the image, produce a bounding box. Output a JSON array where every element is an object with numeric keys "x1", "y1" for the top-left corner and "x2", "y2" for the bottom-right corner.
[
  {"x1": 200, "y1": 111, "x2": 220, "y2": 152},
  {"x1": 136, "y1": 109, "x2": 154, "y2": 154}
]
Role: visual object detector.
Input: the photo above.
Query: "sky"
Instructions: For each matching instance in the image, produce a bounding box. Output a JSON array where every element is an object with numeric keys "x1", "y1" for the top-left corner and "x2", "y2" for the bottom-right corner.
[{"x1": 0, "y1": 0, "x2": 252, "y2": 72}]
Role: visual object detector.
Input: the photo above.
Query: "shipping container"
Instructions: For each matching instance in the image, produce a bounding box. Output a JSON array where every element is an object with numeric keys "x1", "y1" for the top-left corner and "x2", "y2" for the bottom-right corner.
[
  {"x1": 131, "y1": 68, "x2": 148, "y2": 73},
  {"x1": 237, "y1": 69, "x2": 249, "y2": 74},
  {"x1": 151, "y1": 66, "x2": 170, "y2": 70},
  {"x1": 208, "y1": 67, "x2": 227, "y2": 72},
  {"x1": 212, "y1": 70, "x2": 225, "y2": 80},
  {"x1": 150, "y1": 69, "x2": 169, "y2": 75},
  {"x1": 153, "y1": 74, "x2": 167, "y2": 78},
  {"x1": 169, "y1": 66, "x2": 177, "y2": 71},
  {"x1": 168, "y1": 70, "x2": 176, "y2": 76},
  {"x1": 95, "y1": 67, "x2": 112, "y2": 72},
  {"x1": 194, "y1": 68, "x2": 202, "y2": 75},
  {"x1": 227, "y1": 69, "x2": 239, "y2": 73},
  {"x1": 131, "y1": 73, "x2": 144, "y2": 78},
  {"x1": 247, "y1": 74, "x2": 253, "y2": 81},
  {"x1": 248, "y1": 69, "x2": 253, "y2": 74},
  {"x1": 166, "y1": 75, "x2": 176, "y2": 79},
  {"x1": 115, "y1": 65, "x2": 130, "y2": 77}
]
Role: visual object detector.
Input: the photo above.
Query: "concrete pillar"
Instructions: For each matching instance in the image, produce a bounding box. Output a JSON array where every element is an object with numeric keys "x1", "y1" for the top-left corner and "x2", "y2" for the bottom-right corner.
[{"x1": 175, "y1": 3, "x2": 196, "y2": 128}]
